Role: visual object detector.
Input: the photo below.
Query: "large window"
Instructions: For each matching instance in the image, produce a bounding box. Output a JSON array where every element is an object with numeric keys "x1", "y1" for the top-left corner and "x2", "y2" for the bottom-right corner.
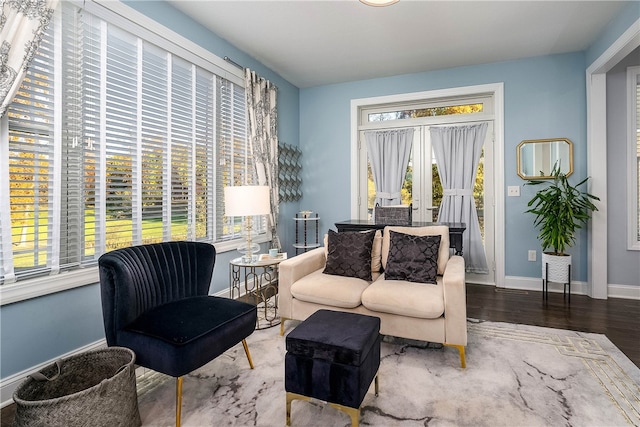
[{"x1": 0, "y1": 2, "x2": 256, "y2": 288}]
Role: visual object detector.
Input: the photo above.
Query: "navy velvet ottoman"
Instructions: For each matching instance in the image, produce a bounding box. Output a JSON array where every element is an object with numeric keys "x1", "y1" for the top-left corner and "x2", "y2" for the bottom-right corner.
[{"x1": 285, "y1": 309, "x2": 381, "y2": 427}]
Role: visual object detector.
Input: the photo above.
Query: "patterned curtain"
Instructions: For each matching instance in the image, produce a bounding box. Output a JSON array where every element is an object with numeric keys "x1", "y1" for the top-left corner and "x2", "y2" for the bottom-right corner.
[
  {"x1": 1, "y1": 0, "x2": 58, "y2": 116},
  {"x1": 245, "y1": 68, "x2": 281, "y2": 250}
]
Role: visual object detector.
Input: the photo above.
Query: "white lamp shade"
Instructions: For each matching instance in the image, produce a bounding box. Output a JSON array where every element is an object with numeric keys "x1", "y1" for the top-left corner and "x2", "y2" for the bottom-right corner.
[{"x1": 224, "y1": 185, "x2": 270, "y2": 217}]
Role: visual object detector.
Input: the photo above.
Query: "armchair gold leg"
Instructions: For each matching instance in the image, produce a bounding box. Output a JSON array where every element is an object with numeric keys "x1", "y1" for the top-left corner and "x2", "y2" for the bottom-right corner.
[
  {"x1": 242, "y1": 339, "x2": 254, "y2": 369},
  {"x1": 176, "y1": 376, "x2": 183, "y2": 427},
  {"x1": 280, "y1": 318, "x2": 287, "y2": 336},
  {"x1": 444, "y1": 343, "x2": 466, "y2": 368}
]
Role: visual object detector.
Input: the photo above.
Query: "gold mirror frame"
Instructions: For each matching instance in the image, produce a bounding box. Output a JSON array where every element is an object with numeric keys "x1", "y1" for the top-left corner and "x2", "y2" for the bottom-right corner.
[{"x1": 516, "y1": 138, "x2": 573, "y2": 179}]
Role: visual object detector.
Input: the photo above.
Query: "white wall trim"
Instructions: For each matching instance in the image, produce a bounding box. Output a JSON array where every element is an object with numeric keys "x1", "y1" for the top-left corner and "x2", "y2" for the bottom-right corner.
[
  {"x1": 503, "y1": 276, "x2": 640, "y2": 300},
  {"x1": 493, "y1": 84, "x2": 505, "y2": 288},
  {"x1": 505, "y1": 275, "x2": 590, "y2": 296},
  {"x1": 0, "y1": 235, "x2": 260, "y2": 306},
  {"x1": 608, "y1": 284, "x2": 640, "y2": 300},
  {"x1": 627, "y1": 66, "x2": 640, "y2": 251},
  {"x1": 586, "y1": 18, "x2": 640, "y2": 299},
  {"x1": 0, "y1": 268, "x2": 100, "y2": 306},
  {"x1": 350, "y1": 83, "x2": 505, "y2": 287},
  {"x1": 587, "y1": 19, "x2": 640, "y2": 76}
]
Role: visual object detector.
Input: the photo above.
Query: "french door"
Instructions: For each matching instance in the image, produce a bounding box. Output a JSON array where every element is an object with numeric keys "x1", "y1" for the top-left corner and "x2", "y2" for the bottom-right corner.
[{"x1": 359, "y1": 121, "x2": 495, "y2": 285}]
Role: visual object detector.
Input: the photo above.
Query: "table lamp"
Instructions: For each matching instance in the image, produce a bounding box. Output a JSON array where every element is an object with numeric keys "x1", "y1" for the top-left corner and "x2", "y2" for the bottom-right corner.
[{"x1": 224, "y1": 185, "x2": 271, "y2": 263}]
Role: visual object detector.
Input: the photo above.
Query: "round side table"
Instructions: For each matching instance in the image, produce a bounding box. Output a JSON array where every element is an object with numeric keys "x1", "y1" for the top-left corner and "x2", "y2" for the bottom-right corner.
[{"x1": 229, "y1": 255, "x2": 285, "y2": 329}]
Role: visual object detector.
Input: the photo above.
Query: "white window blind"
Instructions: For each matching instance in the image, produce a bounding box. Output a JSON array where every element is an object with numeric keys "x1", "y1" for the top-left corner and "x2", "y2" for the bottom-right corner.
[
  {"x1": 6, "y1": 28, "x2": 56, "y2": 281},
  {"x1": 0, "y1": 2, "x2": 257, "y2": 286}
]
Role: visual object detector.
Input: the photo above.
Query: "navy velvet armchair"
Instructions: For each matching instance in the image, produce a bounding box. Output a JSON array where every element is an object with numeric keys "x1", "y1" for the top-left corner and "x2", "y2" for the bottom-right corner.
[{"x1": 98, "y1": 241, "x2": 257, "y2": 427}]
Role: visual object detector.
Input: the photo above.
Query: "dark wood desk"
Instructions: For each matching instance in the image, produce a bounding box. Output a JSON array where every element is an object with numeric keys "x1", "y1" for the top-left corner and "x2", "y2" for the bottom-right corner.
[{"x1": 334, "y1": 220, "x2": 466, "y2": 256}]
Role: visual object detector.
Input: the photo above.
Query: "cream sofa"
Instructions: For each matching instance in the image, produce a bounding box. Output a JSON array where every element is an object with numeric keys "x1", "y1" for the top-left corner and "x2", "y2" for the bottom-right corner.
[{"x1": 278, "y1": 225, "x2": 467, "y2": 368}]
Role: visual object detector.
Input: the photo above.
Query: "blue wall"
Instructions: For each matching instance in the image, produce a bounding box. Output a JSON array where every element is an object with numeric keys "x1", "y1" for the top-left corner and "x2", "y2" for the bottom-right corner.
[
  {"x1": 299, "y1": 52, "x2": 588, "y2": 282},
  {"x1": 0, "y1": 1, "x2": 300, "y2": 380}
]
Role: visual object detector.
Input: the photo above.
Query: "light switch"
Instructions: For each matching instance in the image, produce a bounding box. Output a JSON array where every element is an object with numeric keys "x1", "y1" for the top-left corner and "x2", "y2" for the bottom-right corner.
[{"x1": 507, "y1": 186, "x2": 520, "y2": 197}]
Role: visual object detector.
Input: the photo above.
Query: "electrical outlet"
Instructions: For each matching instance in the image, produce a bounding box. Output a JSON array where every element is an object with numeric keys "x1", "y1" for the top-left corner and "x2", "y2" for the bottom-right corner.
[
  {"x1": 508, "y1": 186, "x2": 520, "y2": 197},
  {"x1": 528, "y1": 250, "x2": 536, "y2": 262}
]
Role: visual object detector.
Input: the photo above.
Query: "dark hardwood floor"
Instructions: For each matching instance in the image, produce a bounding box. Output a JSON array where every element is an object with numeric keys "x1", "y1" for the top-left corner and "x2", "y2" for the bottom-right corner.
[
  {"x1": 466, "y1": 283, "x2": 640, "y2": 367},
  {"x1": 2, "y1": 283, "x2": 638, "y2": 426}
]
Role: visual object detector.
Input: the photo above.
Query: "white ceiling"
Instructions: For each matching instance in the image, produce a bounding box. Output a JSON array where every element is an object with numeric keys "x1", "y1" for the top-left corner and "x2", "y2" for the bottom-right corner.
[{"x1": 167, "y1": 0, "x2": 632, "y2": 88}]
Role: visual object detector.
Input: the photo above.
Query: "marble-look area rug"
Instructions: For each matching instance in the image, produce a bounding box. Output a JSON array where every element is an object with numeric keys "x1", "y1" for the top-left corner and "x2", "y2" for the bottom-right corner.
[{"x1": 136, "y1": 320, "x2": 640, "y2": 426}]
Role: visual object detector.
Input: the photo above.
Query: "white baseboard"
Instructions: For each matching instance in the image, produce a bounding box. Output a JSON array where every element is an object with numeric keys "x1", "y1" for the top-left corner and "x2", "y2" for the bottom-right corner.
[
  {"x1": 608, "y1": 283, "x2": 640, "y2": 300},
  {"x1": 1, "y1": 339, "x2": 107, "y2": 408},
  {"x1": 502, "y1": 276, "x2": 640, "y2": 300},
  {"x1": 503, "y1": 276, "x2": 590, "y2": 295},
  {"x1": 213, "y1": 287, "x2": 232, "y2": 299},
  {"x1": 0, "y1": 287, "x2": 241, "y2": 409}
]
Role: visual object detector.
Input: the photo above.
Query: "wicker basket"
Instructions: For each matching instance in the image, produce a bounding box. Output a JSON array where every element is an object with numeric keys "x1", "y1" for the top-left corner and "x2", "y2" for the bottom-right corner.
[
  {"x1": 374, "y1": 203, "x2": 412, "y2": 225},
  {"x1": 13, "y1": 347, "x2": 141, "y2": 427}
]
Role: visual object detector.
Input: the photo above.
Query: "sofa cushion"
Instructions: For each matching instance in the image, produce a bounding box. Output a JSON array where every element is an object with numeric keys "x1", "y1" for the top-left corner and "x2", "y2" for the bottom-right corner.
[
  {"x1": 382, "y1": 225, "x2": 450, "y2": 275},
  {"x1": 324, "y1": 229, "x2": 383, "y2": 273},
  {"x1": 385, "y1": 231, "x2": 440, "y2": 284},
  {"x1": 361, "y1": 276, "x2": 445, "y2": 319},
  {"x1": 291, "y1": 269, "x2": 370, "y2": 309},
  {"x1": 323, "y1": 229, "x2": 375, "y2": 280}
]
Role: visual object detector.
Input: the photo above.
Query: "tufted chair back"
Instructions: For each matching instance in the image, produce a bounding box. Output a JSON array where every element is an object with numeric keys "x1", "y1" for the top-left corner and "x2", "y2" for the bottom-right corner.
[{"x1": 98, "y1": 241, "x2": 216, "y2": 346}]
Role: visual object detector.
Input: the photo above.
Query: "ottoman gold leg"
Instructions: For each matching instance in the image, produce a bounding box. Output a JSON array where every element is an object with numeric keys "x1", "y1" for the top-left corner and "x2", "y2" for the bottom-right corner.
[
  {"x1": 286, "y1": 392, "x2": 312, "y2": 426},
  {"x1": 287, "y1": 391, "x2": 363, "y2": 427},
  {"x1": 329, "y1": 402, "x2": 360, "y2": 427},
  {"x1": 285, "y1": 392, "x2": 292, "y2": 426}
]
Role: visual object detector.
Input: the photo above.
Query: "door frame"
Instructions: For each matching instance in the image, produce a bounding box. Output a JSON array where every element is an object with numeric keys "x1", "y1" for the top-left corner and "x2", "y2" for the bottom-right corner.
[
  {"x1": 586, "y1": 18, "x2": 640, "y2": 299},
  {"x1": 350, "y1": 83, "x2": 505, "y2": 287}
]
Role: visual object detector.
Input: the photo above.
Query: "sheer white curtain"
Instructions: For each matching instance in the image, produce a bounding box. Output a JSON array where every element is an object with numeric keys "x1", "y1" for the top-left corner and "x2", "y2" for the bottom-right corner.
[
  {"x1": 365, "y1": 128, "x2": 414, "y2": 207},
  {"x1": 1, "y1": 0, "x2": 57, "y2": 116},
  {"x1": 431, "y1": 123, "x2": 488, "y2": 273},
  {"x1": 245, "y1": 68, "x2": 281, "y2": 250}
]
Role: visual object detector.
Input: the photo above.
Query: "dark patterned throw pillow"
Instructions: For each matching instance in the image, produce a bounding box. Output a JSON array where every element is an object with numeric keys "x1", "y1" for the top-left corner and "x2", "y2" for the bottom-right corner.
[
  {"x1": 385, "y1": 231, "x2": 441, "y2": 284},
  {"x1": 323, "y1": 229, "x2": 376, "y2": 281}
]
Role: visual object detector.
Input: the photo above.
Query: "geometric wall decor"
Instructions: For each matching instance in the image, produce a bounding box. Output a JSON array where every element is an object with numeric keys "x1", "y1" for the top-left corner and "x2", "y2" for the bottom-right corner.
[{"x1": 278, "y1": 142, "x2": 302, "y2": 202}]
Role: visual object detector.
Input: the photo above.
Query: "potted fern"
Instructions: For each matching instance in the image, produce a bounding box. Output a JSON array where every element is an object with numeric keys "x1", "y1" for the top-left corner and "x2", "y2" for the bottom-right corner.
[{"x1": 525, "y1": 163, "x2": 599, "y2": 284}]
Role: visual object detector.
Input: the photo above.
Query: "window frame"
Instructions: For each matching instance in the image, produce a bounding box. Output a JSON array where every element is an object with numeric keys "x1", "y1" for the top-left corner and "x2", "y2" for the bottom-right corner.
[
  {"x1": 0, "y1": 0, "x2": 265, "y2": 305},
  {"x1": 360, "y1": 95, "x2": 493, "y2": 125},
  {"x1": 627, "y1": 66, "x2": 640, "y2": 251}
]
